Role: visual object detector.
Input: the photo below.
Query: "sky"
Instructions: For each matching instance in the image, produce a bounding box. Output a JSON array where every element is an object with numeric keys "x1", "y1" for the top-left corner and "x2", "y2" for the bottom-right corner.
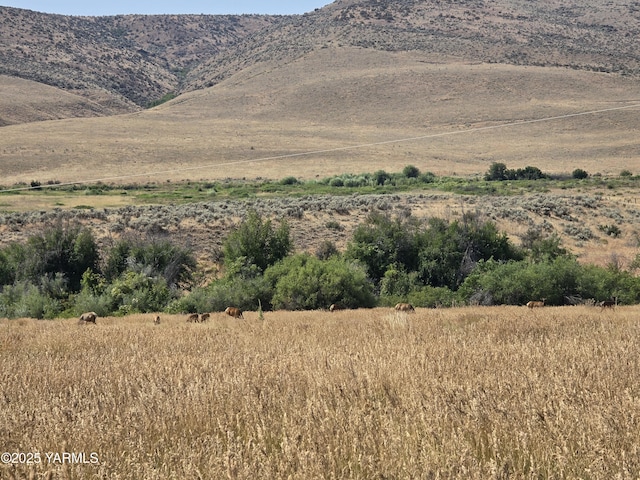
[{"x1": 0, "y1": 1, "x2": 332, "y2": 16}]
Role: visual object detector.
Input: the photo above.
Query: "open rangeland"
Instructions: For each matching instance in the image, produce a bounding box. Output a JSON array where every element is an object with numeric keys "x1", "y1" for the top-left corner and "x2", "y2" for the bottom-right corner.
[{"x1": 1, "y1": 306, "x2": 639, "y2": 479}]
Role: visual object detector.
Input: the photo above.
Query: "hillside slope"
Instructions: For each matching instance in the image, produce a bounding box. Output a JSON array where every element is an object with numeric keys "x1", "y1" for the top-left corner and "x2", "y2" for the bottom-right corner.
[
  {"x1": 0, "y1": 0, "x2": 639, "y2": 185},
  {"x1": 183, "y1": 0, "x2": 640, "y2": 91},
  {"x1": 0, "y1": 7, "x2": 279, "y2": 123},
  {"x1": 2, "y1": 47, "x2": 639, "y2": 186}
]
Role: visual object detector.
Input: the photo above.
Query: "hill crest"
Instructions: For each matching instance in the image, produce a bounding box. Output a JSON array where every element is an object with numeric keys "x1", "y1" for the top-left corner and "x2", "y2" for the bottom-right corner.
[{"x1": 2, "y1": 1, "x2": 639, "y2": 125}]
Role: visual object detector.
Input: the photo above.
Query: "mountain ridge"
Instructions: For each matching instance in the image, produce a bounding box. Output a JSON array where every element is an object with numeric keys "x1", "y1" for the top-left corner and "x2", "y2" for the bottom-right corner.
[{"x1": 1, "y1": 1, "x2": 639, "y2": 125}]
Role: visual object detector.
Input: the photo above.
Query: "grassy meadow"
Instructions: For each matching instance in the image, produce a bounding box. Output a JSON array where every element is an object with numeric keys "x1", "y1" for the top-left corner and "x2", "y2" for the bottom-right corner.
[{"x1": 1, "y1": 306, "x2": 639, "y2": 479}]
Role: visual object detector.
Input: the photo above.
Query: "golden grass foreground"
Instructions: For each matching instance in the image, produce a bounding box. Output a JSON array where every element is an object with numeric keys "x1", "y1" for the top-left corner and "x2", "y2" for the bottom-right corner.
[{"x1": 1, "y1": 307, "x2": 639, "y2": 479}]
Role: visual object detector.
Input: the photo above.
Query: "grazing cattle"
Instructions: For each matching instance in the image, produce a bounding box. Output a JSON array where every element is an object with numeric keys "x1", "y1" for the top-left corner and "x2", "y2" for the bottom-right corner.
[
  {"x1": 526, "y1": 298, "x2": 545, "y2": 309},
  {"x1": 187, "y1": 313, "x2": 199, "y2": 323},
  {"x1": 78, "y1": 312, "x2": 97, "y2": 324},
  {"x1": 153, "y1": 315, "x2": 161, "y2": 325},
  {"x1": 200, "y1": 313, "x2": 211, "y2": 322},
  {"x1": 395, "y1": 303, "x2": 415, "y2": 313},
  {"x1": 225, "y1": 306, "x2": 244, "y2": 319},
  {"x1": 599, "y1": 300, "x2": 616, "y2": 309},
  {"x1": 329, "y1": 303, "x2": 345, "y2": 312}
]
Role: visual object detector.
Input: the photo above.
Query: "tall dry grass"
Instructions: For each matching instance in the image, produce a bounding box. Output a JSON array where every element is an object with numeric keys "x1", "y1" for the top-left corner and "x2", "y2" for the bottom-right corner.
[{"x1": 1, "y1": 307, "x2": 639, "y2": 479}]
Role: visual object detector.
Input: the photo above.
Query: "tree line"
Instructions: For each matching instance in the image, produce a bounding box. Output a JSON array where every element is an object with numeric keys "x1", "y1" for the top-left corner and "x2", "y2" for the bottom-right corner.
[{"x1": 1, "y1": 210, "x2": 639, "y2": 319}]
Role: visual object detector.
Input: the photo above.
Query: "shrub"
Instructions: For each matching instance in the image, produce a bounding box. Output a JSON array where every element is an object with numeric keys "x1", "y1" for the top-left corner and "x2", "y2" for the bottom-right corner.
[
  {"x1": 223, "y1": 209, "x2": 291, "y2": 276},
  {"x1": 109, "y1": 272, "x2": 173, "y2": 315},
  {"x1": 458, "y1": 256, "x2": 640, "y2": 306},
  {"x1": 485, "y1": 162, "x2": 508, "y2": 181},
  {"x1": 280, "y1": 176, "x2": 299, "y2": 185},
  {"x1": 373, "y1": 170, "x2": 391, "y2": 186},
  {"x1": 598, "y1": 224, "x2": 622, "y2": 238},
  {"x1": 265, "y1": 254, "x2": 375, "y2": 310},
  {"x1": 103, "y1": 237, "x2": 196, "y2": 288},
  {"x1": 572, "y1": 168, "x2": 589, "y2": 179},
  {"x1": 315, "y1": 240, "x2": 339, "y2": 260},
  {"x1": 6, "y1": 224, "x2": 100, "y2": 292},
  {"x1": 402, "y1": 165, "x2": 420, "y2": 178},
  {"x1": 0, "y1": 281, "x2": 62, "y2": 319}
]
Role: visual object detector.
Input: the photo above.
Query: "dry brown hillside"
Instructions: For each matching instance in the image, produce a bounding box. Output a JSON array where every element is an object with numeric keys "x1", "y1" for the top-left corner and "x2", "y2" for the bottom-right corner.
[
  {"x1": 0, "y1": 6, "x2": 279, "y2": 123},
  {"x1": 1, "y1": 47, "x2": 639, "y2": 186},
  {"x1": 184, "y1": 0, "x2": 640, "y2": 91},
  {"x1": 0, "y1": 1, "x2": 639, "y2": 270}
]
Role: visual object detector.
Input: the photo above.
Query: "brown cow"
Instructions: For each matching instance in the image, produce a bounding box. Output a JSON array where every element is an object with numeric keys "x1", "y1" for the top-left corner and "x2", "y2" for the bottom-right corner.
[
  {"x1": 199, "y1": 313, "x2": 211, "y2": 322},
  {"x1": 395, "y1": 303, "x2": 415, "y2": 313},
  {"x1": 329, "y1": 303, "x2": 345, "y2": 312},
  {"x1": 526, "y1": 298, "x2": 545, "y2": 309},
  {"x1": 225, "y1": 307, "x2": 244, "y2": 319},
  {"x1": 186, "y1": 313, "x2": 199, "y2": 323},
  {"x1": 153, "y1": 315, "x2": 161, "y2": 325}
]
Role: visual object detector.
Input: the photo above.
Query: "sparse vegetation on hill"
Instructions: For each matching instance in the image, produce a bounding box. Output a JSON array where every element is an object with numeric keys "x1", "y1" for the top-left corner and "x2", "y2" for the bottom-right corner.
[
  {"x1": 1, "y1": 202, "x2": 639, "y2": 318},
  {"x1": 0, "y1": 6, "x2": 280, "y2": 122},
  {"x1": 2, "y1": 0, "x2": 639, "y2": 124}
]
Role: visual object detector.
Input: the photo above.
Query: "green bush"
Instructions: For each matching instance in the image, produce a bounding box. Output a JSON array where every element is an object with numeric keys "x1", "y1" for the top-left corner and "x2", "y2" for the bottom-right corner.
[
  {"x1": 0, "y1": 281, "x2": 62, "y2": 319},
  {"x1": 280, "y1": 176, "x2": 298, "y2": 185},
  {"x1": 458, "y1": 256, "x2": 640, "y2": 306},
  {"x1": 572, "y1": 168, "x2": 589, "y2": 179},
  {"x1": 402, "y1": 165, "x2": 420, "y2": 178},
  {"x1": 103, "y1": 237, "x2": 196, "y2": 288},
  {"x1": 108, "y1": 272, "x2": 173, "y2": 315},
  {"x1": 347, "y1": 212, "x2": 521, "y2": 290},
  {"x1": 2, "y1": 224, "x2": 99, "y2": 292},
  {"x1": 223, "y1": 209, "x2": 291, "y2": 276},
  {"x1": 265, "y1": 254, "x2": 375, "y2": 310}
]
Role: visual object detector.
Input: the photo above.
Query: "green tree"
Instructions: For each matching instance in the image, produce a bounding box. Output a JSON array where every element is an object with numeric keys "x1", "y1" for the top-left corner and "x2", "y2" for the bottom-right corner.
[
  {"x1": 485, "y1": 162, "x2": 508, "y2": 181},
  {"x1": 223, "y1": 209, "x2": 291, "y2": 276},
  {"x1": 402, "y1": 165, "x2": 420, "y2": 178},
  {"x1": 6, "y1": 224, "x2": 99, "y2": 292},
  {"x1": 103, "y1": 237, "x2": 196, "y2": 288},
  {"x1": 346, "y1": 213, "x2": 421, "y2": 284},
  {"x1": 572, "y1": 168, "x2": 589, "y2": 179},
  {"x1": 265, "y1": 254, "x2": 375, "y2": 310}
]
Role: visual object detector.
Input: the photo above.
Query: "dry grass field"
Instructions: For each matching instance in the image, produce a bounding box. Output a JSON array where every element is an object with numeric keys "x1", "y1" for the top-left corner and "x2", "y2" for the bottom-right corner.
[
  {"x1": 2, "y1": 50, "x2": 640, "y2": 186},
  {"x1": 2, "y1": 306, "x2": 639, "y2": 479}
]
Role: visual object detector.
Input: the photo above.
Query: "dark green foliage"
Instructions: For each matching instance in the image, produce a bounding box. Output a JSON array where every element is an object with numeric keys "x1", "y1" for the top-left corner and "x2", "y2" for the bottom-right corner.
[
  {"x1": 103, "y1": 237, "x2": 196, "y2": 288},
  {"x1": 108, "y1": 272, "x2": 174, "y2": 315},
  {"x1": 485, "y1": 162, "x2": 509, "y2": 181},
  {"x1": 146, "y1": 92, "x2": 176, "y2": 108},
  {"x1": 315, "y1": 240, "x2": 339, "y2": 260},
  {"x1": 402, "y1": 165, "x2": 420, "y2": 178},
  {"x1": 2, "y1": 223, "x2": 99, "y2": 293},
  {"x1": 373, "y1": 170, "x2": 391, "y2": 186},
  {"x1": 458, "y1": 256, "x2": 640, "y2": 306},
  {"x1": 223, "y1": 209, "x2": 291, "y2": 276},
  {"x1": 485, "y1": 162, "x2": 548, "y2": 181},
  {"x1": 572, "y1": 168, "x2": 589, "y2": 179},
  {"x1": 0, "y1": 250, "x2": 13, "y2": 286},
  {"x1": 520, "y1": 229, "x2": 568, "y2": 262},
  {"x1": 171, "y1": 275, "x2": 273, "y2": 314},
  {"x1": 598, "y1": 224, "x2": 622, "y2": 238},
  {"x1": 347, "y1": 212, "x2": 521, "y2": 290},
  {"x1": 264, "y1": 254, "x2": 375, "y2": 310},
  {"x1": 280, "y1": 176, "x2": 299, "y2": 185},
  {"x1": 0, "y1": 281, "x2": 63, "y2": 319},
  {"x1": 346, "y1": 212, "x2": 422, "y2": 284}
]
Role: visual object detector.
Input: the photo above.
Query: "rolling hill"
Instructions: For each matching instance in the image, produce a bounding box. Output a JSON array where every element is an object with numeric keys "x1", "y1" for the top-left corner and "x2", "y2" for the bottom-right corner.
[{"x1": 1, "y1": 0, "x2": 640, "y2": 270}]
